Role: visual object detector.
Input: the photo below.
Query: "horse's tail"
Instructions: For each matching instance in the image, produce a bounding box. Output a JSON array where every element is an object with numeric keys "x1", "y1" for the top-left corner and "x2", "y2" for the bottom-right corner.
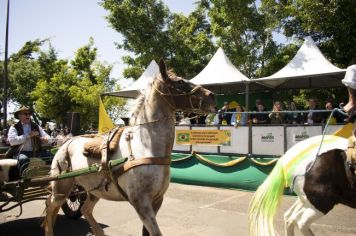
[{"x1": 248, "y1": 162, "x2": 286, "y2": 236}]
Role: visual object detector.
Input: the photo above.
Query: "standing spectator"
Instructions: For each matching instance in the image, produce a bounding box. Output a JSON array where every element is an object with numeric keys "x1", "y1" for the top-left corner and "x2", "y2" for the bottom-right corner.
[
  {"x1": 286, "y1": 101, "x2": 302, "y2": 124},
  {"x1": 268, "y1": 101, "x2": 285, "y2": 124},
  {"x1": 179, "y1": 113, "x2": 191, "y2": 125},
  {"x1": 324, "y1": 101, "x2": 337, "y2": 125},
  {"x1": 303, "y1": 98, "x2": 324, "y2": 125},
  {"x1": 231, "y1": 104, "x2": 248, "y2": 126},
  {"x1": 205, "y1": 107, "x2": 219, "y2": 126},
  {"x1": 324, "y1": 101, "x2": 348, "y2": 124},
  {"x1": 219, "y1": 101, "x2": 232, "y2": 125},
  {"x1": 251, "y1": 102, "x2": 269, "y2": 124},
  {"x1": 252, "y1": 99, "x2": 263, "y2": 112},
  {"x1": 197, "y1": 114, "x2": 207, "y2": 125},
  {"x1": 188, "y1": 113, "x2": 198, "y2": 125}
]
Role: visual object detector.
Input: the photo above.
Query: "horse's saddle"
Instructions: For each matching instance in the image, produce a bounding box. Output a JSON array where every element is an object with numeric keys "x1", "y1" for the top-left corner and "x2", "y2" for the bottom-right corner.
[{"x1": 83, "y1": 128, "x2": 124, "y2": 159}]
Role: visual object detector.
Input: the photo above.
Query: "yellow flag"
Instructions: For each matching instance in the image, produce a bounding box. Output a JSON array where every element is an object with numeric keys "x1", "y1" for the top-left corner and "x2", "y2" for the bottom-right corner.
[
  {"x1": 98, "y1": 98, "x2": 115, "y2": 133},
  {"x1": 333, "y1": 122, "x2": 353, "y2": 138}
]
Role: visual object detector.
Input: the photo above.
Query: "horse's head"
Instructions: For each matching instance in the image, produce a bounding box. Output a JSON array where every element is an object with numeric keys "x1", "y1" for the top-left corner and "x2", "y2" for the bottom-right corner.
[{"x1": 153, "y1": 59, "x2": 216, "y2": 113}]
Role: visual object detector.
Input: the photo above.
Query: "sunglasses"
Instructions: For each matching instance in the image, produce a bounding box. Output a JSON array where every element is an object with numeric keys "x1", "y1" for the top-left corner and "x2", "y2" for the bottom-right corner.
[{"x1": 20, "y1": 113, "x2": 32, "y2": 116}]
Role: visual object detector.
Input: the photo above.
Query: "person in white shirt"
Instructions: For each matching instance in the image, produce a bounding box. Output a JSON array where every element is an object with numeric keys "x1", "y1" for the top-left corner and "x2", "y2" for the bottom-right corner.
[
  {"x1": 7, "y1": 106, "x2": 50, "y2": 177},
  {"x1": 342, "y1": 65, "x2": 356, "y2": 114},
  {"x1": 178, "y1": 113, "x2": 191, "y2": 125}
]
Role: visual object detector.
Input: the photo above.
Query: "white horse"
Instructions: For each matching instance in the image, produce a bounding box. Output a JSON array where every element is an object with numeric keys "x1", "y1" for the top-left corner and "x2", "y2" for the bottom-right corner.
[{"x1": 42, "y1": 59, "x2": 216, "y2": 236}]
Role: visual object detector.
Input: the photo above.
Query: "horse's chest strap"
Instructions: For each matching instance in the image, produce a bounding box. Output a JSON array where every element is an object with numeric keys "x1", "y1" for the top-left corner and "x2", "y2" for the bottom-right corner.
[{"x1": 112, "y1": 157, "x2": 171, "y2": 178}]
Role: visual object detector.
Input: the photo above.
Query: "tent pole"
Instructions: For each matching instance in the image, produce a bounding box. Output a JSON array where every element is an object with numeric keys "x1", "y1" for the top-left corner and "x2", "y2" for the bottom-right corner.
[
  {"x1": 245, "y1": 83, "x2": 249, "y2": 111},
  {"x1": 2, "y1": 0, "x2": 10, "y2": 129}
]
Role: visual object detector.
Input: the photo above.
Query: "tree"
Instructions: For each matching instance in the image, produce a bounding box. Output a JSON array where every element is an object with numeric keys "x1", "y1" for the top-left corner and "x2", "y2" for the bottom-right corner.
[
  {"x1": 100, "y1": 0, "x2": 215, "y2": 79},
  {"x1": 260, "y1": 0, "x2": 356, "y2": 66},
  {"x1": 32, "y1": 39, "x2": 115, "y2": 129},
  {"x1": 207, "y1": 0, "x2": 279, "y2": 78},
  {"x1": 101, "y1": 0, "x2": 170, "y2": 79},
  {"x1": 166, "y1": 3, "x2": 215, "y2": 78}
]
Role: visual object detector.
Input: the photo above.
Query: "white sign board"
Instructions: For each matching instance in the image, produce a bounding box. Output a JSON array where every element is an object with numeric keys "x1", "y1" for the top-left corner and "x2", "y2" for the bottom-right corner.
[
  {"x1": 191, "y1": 127, "x2": 218, "y2": 153},
  {"x1": 220, "y1": 126, "x2": 249, "y2": 154},
  {"x1": 252, "y1": 126, "x2": 284, "y2": 156},
  {"x1": 173, "y1": 126, "x2": 191, "y2": 152},
  {"x1": 286, "y1": 126, "x2": 322, "y2": 149}
]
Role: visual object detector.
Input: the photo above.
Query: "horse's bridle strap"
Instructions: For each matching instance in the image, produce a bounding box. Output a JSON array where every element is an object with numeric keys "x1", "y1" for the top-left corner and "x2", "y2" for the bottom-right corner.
[{"x1": 112, "y1": 157, "x2": 171, "y2": 178}]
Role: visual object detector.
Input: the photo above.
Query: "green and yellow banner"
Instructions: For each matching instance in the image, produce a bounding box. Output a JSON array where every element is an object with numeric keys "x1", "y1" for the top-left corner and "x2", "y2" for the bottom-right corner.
[{"x1": 176, "y1": 130, "x2": 231, "y2": 146}]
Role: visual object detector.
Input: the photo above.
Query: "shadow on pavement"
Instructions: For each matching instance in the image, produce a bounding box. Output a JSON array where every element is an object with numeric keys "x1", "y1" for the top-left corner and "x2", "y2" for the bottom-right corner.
[{"x1": 0, "y1": 215, "x2": 108, "y2": 236}]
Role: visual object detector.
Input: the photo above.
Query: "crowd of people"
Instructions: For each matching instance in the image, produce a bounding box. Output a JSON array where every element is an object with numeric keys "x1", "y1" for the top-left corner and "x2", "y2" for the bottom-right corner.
[{"x1": 176, "y1": 98, "x2": 348, "y2": 126}]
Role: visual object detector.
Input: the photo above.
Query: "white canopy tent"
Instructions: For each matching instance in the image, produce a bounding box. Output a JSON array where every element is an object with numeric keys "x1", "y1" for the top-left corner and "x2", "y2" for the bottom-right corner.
[
  {"x1": 103, "y1": 60, "x2": 159, "y2": 98},
  {"x1": 190, "y1": 47, "x2": 249, "y2": 85},
  {"x1": 190, "y1": 47, "x2": 268, "y2": 109},
  {"x1": 254, "y1": 36, "x2": 346, "y2": 89},
  {"x1": 190, "y1": 47, "x2": 266, "y2": 93}
]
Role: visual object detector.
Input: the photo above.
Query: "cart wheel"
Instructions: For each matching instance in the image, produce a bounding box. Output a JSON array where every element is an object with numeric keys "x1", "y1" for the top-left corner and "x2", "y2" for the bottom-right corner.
[{"x1": 62, "y1": 184, "x2": 87, "y2": 219}]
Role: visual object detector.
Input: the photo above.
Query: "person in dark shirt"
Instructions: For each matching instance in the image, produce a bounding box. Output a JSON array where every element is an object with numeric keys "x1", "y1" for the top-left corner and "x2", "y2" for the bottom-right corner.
[
  {"x1": 286, "y1": 101, "x2": 302, "y2": 124},
  {"x1": 219, "y1": 101, "x2": 232, "y2": 125},
  {"x1": 302, "y1": 98, "x2": 324, "y2": 125},
  {"x1": 251, "y1": 102, "x2": 269, "y2": 124},
  {"x1": 268, "y1": 101, "x2": 285, "y2": 124}
]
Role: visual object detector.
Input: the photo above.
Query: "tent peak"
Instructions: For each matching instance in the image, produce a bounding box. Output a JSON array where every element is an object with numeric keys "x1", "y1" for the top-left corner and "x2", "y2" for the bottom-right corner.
[{"x1": 190, "y1": 47, "x2": 249, "y2": 86}]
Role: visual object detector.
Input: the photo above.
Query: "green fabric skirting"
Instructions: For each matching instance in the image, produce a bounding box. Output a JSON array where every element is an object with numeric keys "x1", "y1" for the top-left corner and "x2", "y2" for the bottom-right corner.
[{"x1": 170, "y1": 152, "x2": 278, "y2": 191}]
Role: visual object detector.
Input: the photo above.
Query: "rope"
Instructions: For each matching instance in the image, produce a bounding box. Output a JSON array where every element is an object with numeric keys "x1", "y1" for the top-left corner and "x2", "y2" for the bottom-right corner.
[
  {"x1": 171, "y1": 152, "x2": 280, "y2": 167},
  {"x1": 249, "y1": 157, "x2": 278, "y2": 166},
  {"x1": 290, "y1": 108, "x2": 349, "y2": 191},
  {"x1": 171, "y1": 152, "x2": 247, "y2": 167},
  {"x1": 171, "y1": 154, "x2": 194, "y2": 162},
  {"x1": 194, "y1": 152, "x2": 247, "y2": 167},
  {"x1": 316, "y1": 108, "x2": 347, "y2": 156}
]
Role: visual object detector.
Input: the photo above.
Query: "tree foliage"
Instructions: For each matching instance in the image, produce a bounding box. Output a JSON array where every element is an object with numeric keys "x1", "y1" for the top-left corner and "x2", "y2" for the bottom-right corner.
[
  {"x1": 100, "y1": 0, "x2": 216, "y2": 79},
  {"x1": 100, "y1": 0, "x2": 355, "y2": 105},
  {"x1": 1, "y1": 39, "x2": 119, "y2": 130},
  {"x1": 260, "y1": 0, "x2": 356, "y2": 67}
]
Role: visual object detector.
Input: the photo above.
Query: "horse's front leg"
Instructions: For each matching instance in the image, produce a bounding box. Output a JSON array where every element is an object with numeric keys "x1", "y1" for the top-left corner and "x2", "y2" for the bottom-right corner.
[
  {"x1": 132, "y1": 196, "x2": 162, "y2": 236},
  {"x1": 81, "y1": 193, "x2": 104, "y2": 236},
  {"x1": 142, "y1": 196, "x2": 164, "y2": 236}
]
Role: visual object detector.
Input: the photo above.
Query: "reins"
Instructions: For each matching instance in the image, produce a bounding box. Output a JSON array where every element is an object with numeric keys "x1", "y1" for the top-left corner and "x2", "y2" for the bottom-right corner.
[{"x1": 291, "y1": 108, "x2": 350, "y2": 192}]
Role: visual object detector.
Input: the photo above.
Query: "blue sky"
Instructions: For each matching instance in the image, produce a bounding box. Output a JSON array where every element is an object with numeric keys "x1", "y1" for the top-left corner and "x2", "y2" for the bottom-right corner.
[{"x1": 0, "y1": 0, "x2": 196, "y2": 88}]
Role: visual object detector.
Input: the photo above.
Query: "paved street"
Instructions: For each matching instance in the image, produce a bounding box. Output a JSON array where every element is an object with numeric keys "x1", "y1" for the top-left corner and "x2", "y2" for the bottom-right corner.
[{"x1": 1, "y1": 182, "x2": 356, "y2": 236}]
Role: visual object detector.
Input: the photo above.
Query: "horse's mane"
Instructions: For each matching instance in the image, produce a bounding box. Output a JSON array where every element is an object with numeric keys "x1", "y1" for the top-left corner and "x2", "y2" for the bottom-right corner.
[
  {"x1": 167, "y1": 69, "x2": 180, "y2": 81},
  {"x1": 130, "y1": 94, "x2": 146, "y2": 125},
  {"x1": 129, "y1": 69, "x2": 180, "y2": 125}
]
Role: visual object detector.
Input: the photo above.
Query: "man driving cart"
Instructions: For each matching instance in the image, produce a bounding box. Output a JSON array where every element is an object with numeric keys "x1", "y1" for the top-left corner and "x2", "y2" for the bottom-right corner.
[{"x1": 7, "y1": 106, "x2": 50, "y2": 178}]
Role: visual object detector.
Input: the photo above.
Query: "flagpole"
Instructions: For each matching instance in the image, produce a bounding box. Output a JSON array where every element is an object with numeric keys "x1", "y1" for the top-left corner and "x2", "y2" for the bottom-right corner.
[{"x1": 2, "y1": 0, "x2": 10, "y2": 129}]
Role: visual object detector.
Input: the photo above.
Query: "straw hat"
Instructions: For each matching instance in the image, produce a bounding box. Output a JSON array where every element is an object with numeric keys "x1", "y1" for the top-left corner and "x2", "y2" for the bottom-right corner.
[{"x1": 14, "y1": 106, "x2": 33, "y2": 119}]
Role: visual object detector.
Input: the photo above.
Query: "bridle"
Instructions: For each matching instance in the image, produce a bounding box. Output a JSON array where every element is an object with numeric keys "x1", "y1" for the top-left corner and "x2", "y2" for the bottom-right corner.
[
  {"x1": 152, "y1": 78, "x2": 204, "y2": 111},
  {"x1": 346, "y1": 135, "x2": 356, "y2": 173},
  {"x1": 129, "y1": 77, "x2": 205, "y2": 128}
]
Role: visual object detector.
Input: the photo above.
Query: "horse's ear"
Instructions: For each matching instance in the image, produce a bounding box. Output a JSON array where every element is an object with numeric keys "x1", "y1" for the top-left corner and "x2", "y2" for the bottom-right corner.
[{"x1": 159, "y1": 58, "x2": 168, "y2": 81}]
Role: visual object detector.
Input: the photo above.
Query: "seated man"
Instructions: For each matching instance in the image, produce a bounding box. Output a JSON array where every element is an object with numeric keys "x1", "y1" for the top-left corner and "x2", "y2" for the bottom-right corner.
[{"x1": 7, "y1": 106, "x2": 50, "y2": 177}]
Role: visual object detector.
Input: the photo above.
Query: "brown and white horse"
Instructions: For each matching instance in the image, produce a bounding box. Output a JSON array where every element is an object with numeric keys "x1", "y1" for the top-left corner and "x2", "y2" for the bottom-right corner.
[
  {"x1": 42, "y1": 59, "x2": 215, "y2": 236},
  {"x1": 249, "y1": 134, "x2": 356, "y2": 236}
]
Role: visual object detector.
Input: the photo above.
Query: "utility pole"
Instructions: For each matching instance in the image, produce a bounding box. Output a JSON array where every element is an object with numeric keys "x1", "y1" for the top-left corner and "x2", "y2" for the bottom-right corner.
[{"x1": 2, "y1": 0, "x2": 10, "y2": 129}]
